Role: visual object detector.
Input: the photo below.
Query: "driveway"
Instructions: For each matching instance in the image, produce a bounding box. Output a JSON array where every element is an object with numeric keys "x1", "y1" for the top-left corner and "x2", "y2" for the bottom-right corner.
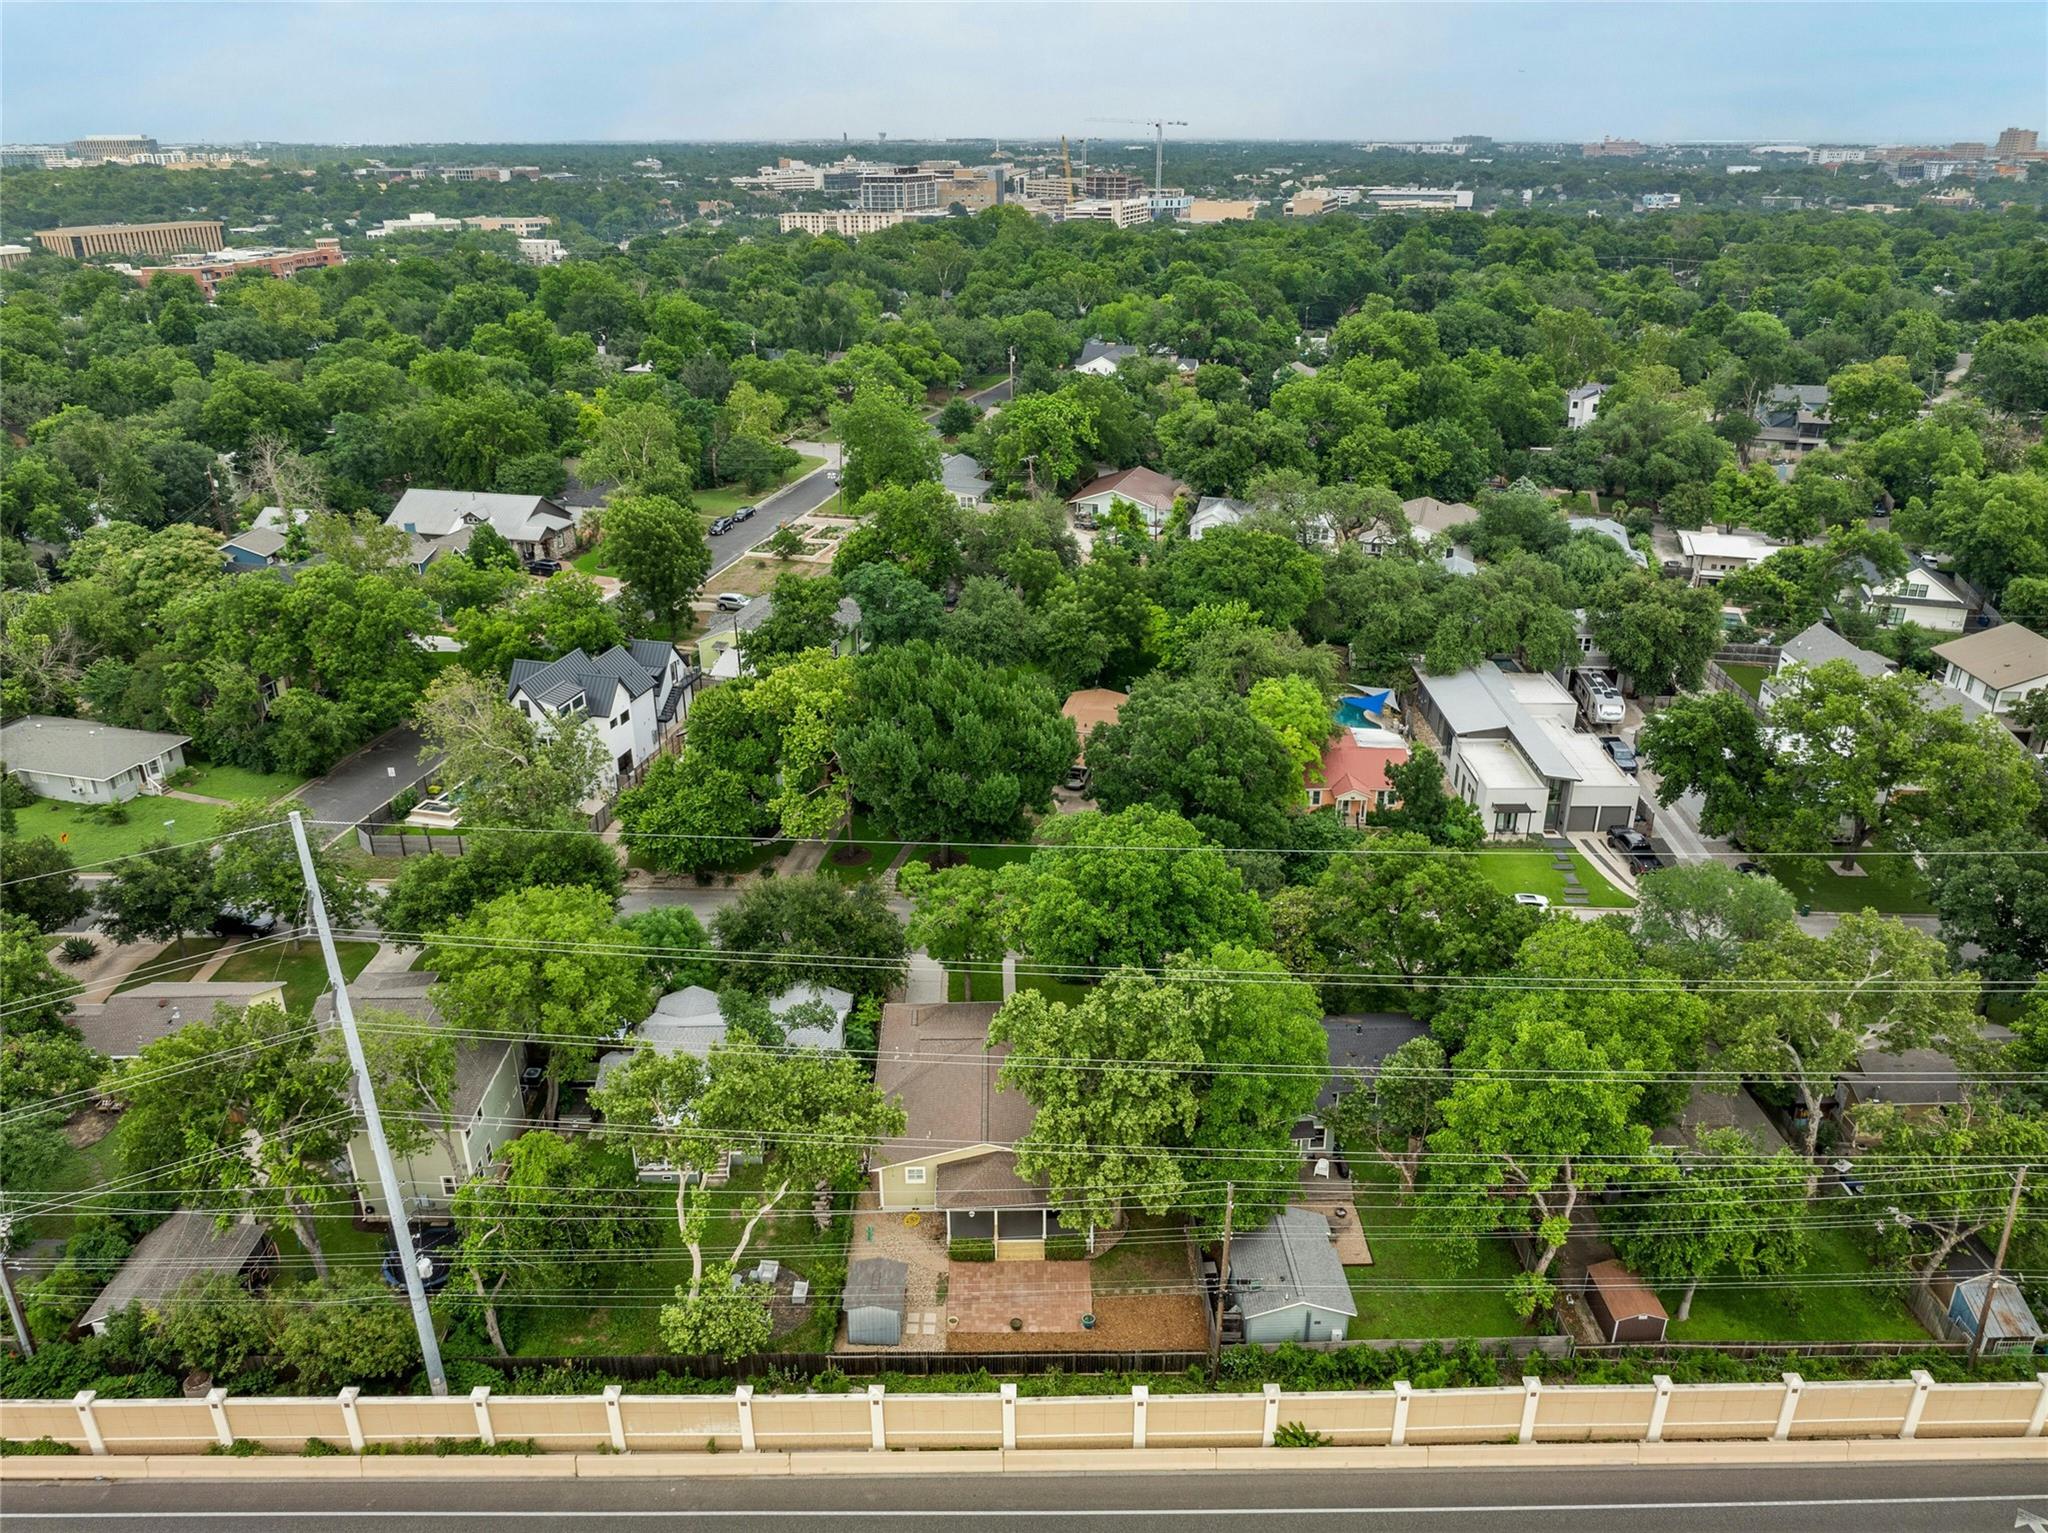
[
  {"x1": 292, "y1": 726, "x2": 440, "y2": 844},
  {"x1": 706, "y1": 443, "x2": 843, "y2": 578}
]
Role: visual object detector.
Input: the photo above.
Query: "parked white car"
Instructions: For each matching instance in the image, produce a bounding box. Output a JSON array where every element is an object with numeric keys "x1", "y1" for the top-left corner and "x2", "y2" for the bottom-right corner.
[{"x1": 1512, "y1": 892, "x2": 1551, "y2": 910}]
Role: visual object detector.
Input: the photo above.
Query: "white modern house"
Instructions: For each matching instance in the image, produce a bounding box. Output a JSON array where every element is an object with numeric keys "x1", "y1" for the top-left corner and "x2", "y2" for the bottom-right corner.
[
  {"x1": 0, "y1": 717, "x2": 189, "y2": 804},
  {"x1": 506, "y1": 641, "x2": 692, "y2": 785},
  {"x1": 1676, "y1": 529, "x2": 1779, "y2": 584},
  {"x1": 385, "y1": 489, "x2": 580, "y2": 564},
  {"x1": 1565, "y1": 382, "x2": 1608, "y2": 430},
  {"x1": 1934, "y1": 624, "x2": 2048, "y2": 720},
  {"x1": 1412, "y1": 662, "x2": 1637, "y2": 836},
  {"x1": 941, "y1": 453, "x2": 993, "y2": 509},
  {"x1": 1857, "y1": 559, "x2": 1972, "y2": 634}
]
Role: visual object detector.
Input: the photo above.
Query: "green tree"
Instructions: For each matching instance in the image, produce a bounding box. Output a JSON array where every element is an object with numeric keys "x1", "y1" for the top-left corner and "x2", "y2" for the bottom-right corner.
[
  {"x1": 276, "y1": 1276, "x2": 420, "y2": 1391},
  {"x1": 618, "y1": 905, "x2": 718, "y2": 993},
  {"x1": 146, "y1": 1273, "x2": 275, "y2": 1379},
  {"x1": 1422, "y1": 1015, "x2": 1650, "y2": 1317},
  {"x1": 1151, "y1": 526, "x2": 1325, "y2": 629},
  {"x1": 744, "y1": 571, "x2": 845, "y2": 672},
  {"x1": 92, "y1": 839, "x2": 219, "y2": 953},
  {"x1": 1587, "y1": 571, "x2": 1724, "y2": 697},
  {"x1": 1363, "y1": 744, "x2": 1484, "y2": 848},
  {"x1": 209, "y1": 803, "x2": 371, "y2": 938},
  {"x1": 836, "y1": 641, "x2": 1076, "y2": 843},
  {"x1": 414, "y1": 667, "x2": 605, "y2": 830},
  {"x1": 1825, "y1": 356, "x2": 1923, "y2": 442},
  {"x1": 839, "y1": 561, "x2": 944, "y2": 646},
  {"x1": 659, "y1": 1264, "x2": 773, "y2": 1362},
  {"x1": 1246, "y1": 674, "x2": 1332, "y2": 785},
  {"x1": 1856, "y1": 1100, "x2": 2048, "y2": 1298},
  {"x1": 1630, "y1": 861, "x2": 1799, "y2": 984},
  {"x1": 603, "y1": 493, "x2": 712, "y2": 636},
  {"x1": 1326, "y1": 1036, "x2": 1449, "y2": 1198},
  {"x1": 1923, "y1": 835, "x2": 2048, "y2": 987},
  {"x1": 1084, "y1": 677, "x2": 1300, "y2": 848},
  {"x1": 1609, "y1": 1129, "x2": 1813, "y2": 1322},
  {"x1": 0, "y1": 835, "x2": 90, "y2": 934},
  {"x1": 111, "y1": 1001, "x2": 353, "y2": 1277},
  {"x1": 831, "y1": 386, "x2": 940, "y2": 505},
  {"x1": 711, "y1": 873, "x2": 908, "y2": 999},
  {"x1": 426, "y1": 886, "x2": 651, "y2": 1118},
  {"x1": 832, "y1": 480, "x2": 966, "y2": 589}
]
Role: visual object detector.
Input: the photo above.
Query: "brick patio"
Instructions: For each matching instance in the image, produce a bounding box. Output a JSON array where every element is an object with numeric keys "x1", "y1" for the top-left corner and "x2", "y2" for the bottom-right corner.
[{"x1": 946, "y1": 1259, "x2": 1094, "y2": 1334}]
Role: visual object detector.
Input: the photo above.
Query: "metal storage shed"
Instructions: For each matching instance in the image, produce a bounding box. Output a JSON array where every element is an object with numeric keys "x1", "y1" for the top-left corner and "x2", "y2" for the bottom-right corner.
[
  {"x1": 844, "y1": 1258, "x2": 910, "y2": 1346},
  {"x1": 1228, "y1": 1208, "x2": 1358, "y2": 1344}
]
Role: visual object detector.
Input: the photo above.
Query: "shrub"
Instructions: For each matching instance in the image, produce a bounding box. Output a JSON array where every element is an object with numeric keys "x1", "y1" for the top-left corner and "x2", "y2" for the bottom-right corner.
[
  {"x1": 947, "y1": 1238, "x2": 994, "y2": 1262},
  {"x1": 1273, "y1": 1421, "x2": 1332, "y2": 1448},
  {"x1": 58, "y1": 936, "x2": 98, "y2": 964},
  {"x1": 1045, "y1": 1235, "x2": 1089, "y2": 1262},
  {"x1": 301, "y1": 1436, "x2": 342, "y2": 1456},
  {"x1": 207, "y1": 1439, "x2": 268, "y2": 1456},
  {"x1": 1, "y1": 1437, "x2": 79, "y2": 1456}
]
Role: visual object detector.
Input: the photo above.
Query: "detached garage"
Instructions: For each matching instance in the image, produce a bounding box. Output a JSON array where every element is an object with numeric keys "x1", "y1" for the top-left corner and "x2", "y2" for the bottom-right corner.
[
  {"x1": 844, "y1": 1258, "x2": 909, "y2": 1347},
  {"x1": 1584, "y1": 1260, "x2": 1669, "y2": 1345}
]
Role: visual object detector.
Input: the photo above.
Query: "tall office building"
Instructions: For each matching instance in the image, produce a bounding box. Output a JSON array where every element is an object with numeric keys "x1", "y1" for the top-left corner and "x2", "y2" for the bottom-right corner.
[
  {"x1": 1996, "y1": 128, "x2": 2039, "y2": 158},
  {"x1": 34, "y1": 219, "x2": 224, "y2": 258}
]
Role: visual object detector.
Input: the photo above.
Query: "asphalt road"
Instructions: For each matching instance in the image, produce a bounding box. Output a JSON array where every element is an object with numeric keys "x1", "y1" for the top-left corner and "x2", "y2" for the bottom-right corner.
[
  {"x1": 705, "y1": 445, "x2": 843, "y2": 579},
  {"x1": 10, "y1": 1462, "x2": 2047, "y2": 1531},
  {"x1": 291, "y1": 726, "x2": 440, "y2": 845}
]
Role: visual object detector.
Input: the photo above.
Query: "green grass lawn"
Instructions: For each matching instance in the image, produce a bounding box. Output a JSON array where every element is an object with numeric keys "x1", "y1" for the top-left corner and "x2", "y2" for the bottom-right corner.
[
  {"x1": 20, "y1": 796, "x2": 227, "y2": 864},
  {"x1": 821, "y1": 811, "x2": 904, "y2": 884},
  {"x1": 946, "y1": 967, "x2": 1006, "y2": 1002},
  {"x1": 510, "y1": 1163, "x2": 847, "y2": 1357},
  {"x1": 1475, "y1": 848, "x2": 1632, "y2": 908},
  {"x1": 1092, "y1": 1213, "x2": 1189, "y2": 1291},
  {"x1": 271, "y1": 1209, "x2": 390, "y2": 1289},
  {"x1": 1664, "y1": 1224, "x2": 1925, "y2": 1343},
  {"x1": 1014, "y1": 971, "x2": 1094, "y2": 1008},
  {"x1": 13, "y1": 1129, "x2": 125, "y2": 1245},
  {"x1": 168, "y1": 763, "x2": 308, "y2": 804},
  {"x1": 1719, "y1": 662, "x2": 1771, "y2": 701},
  {"x1": 1765, "y1": 854, "x2": 1933, "y2": 915},
  {"x1": 1345, "y1": 1168, "x2": 1531, "y2": 1340},
  {"x1": 210, "y1": 939, "x2": 377, "y2": 1011},
  {"x1": 112, "y1": 935, "x2": 231, "y2": 992}
]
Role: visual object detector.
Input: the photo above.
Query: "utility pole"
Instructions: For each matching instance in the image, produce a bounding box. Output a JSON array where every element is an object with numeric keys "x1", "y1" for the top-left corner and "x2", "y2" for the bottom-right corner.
[
  {"x1": 1969, "y1": 1164, "x2": 2027, "y2": 1365},
  {"x1": 1024, "y1": 452, "x2": 1039, "y2": 501},
  {"x1": 287, "y1": 811, "x2": 447, "y2": 1396},
  {"x1": 1211, "y1": 1181, "x2": 1236, "y2": 1364},
  {"x1": 0, "y1": 1218, "x2": 33, "y2": 1358}
]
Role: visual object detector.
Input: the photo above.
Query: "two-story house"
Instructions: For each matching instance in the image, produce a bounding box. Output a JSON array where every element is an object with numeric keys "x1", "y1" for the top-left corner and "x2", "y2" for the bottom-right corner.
[
  {"x1": 1856, "y1": 558, "x2": 1972, "y2": 634},
  {"x1": 506, "y1": 641, "x2": 693, "y2": 785},
  {"x1": 1676, "y1": 529, "x2": 1779, "y2": 584},
  {"x1": 1753, "y1": 383, "x2": 1830, "y2": 458},
  {"x1": 385, "y1": 489, "x2": 580, "y2": 564},
  {"x1": 1934, "y1": 623, "x2": 2048, "y2": 726}
]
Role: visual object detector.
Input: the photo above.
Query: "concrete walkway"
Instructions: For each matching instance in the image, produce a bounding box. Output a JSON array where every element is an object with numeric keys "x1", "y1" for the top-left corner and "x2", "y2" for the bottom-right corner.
[
  {"x1": 904, "y1": 951, "x2": 946, "y2": 1004},
  {"x1": 186, "y1": 938, "x2": 246, "y2": 982}
]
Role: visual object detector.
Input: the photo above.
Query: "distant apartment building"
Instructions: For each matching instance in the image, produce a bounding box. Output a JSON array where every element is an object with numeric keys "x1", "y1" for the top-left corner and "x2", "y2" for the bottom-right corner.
[
  {"x1": 1183, "y1": 197, "x2": 1260, "y2": 223},
  {"x1": 1062, "y1": 196, "x2": 1151, "y2": 228},
  {"x1": 516, "y1": 238, "x2": 566, "y2": 266},
  {"x1": 1, "y1": 144, "x2": 65, "y2": 169},
  {"x1": 68, "y1": 133, "x2": 157, "y2": 163},
  {"x1": 0, "y1": 245, "x2": 31, "y2": 270},
  {"x1": 733, "y1": 158, "x2": 830, "y2": 192},
  {"x1": 468, "y1": 215, "x2": 555, "y2": 237},
  {"x1": 1996, "y1": 127, "x2": 2039, "y2": 158},
  {"x1": 120, "y1": 238, "x2": 344, "y2": 300},
  {"x1": 1286, "y1": 189, "x2": 1337, "y2": 216},
  {"x1": 366, "y1": 211, "x2": 466, "y2": 238},
  {"x1": 34, "y1": 219, "x2": 225, "y2": 259},
  {"x1": 1582, "y1": 137, "x2": 1648, "y2": 158},
  {"x1": 1360, "y1": 140, "x2": 1470, "y2": 155},
  {"x1": 1361, "y1": 186, "x2": 1474, "y2": 213},
  {"x1": 935, "y1": 169, "x2": 1001, "y2": 212},
  {"x1": 1639, "y1": 192, "x2": 1683, "y2": 210},
  {"x1": 859, "y1": 167, "x2": 940, "y2": 212},
  {"x1": 1810, "y1": 147, "x2": 1868, "y2": 165},
  {"x1": 440, "y1": 165, "x2": 512, "y2": 183},
  {"x1": 779, "y1": 209, "x2": 912, "y2": 237},
  {"x1": 1148, "y1": 190, "x2": 1193, "y2": 219}
]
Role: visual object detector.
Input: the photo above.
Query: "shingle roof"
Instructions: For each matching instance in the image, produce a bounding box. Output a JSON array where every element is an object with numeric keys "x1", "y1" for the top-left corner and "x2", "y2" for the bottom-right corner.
[
  {"x1": 386, "y1": 489, "x2": 573, "y2": 543},
  {"x1": 1229, "y1": 1208, "x2": 1357, "y2": 1320},
  {"x1": 1316, "y1": 1014, "x2": 1429, "y2": 1113},
  {"x1": 222, "y1": 526, "x2": 288, "y2": 560},
  {"x1": 0, "y1": 716, "x2": 189, "y2": 783},
  {"x1": 1067, "y1": 467, "x2": 1185, "y2": 512},
  {"x1": 941, "y1": 454, "x2": 992, "y2": 499},
  {"x1": 80, "y1": 1212, "x2": 269, "y2": 1331},
  {"x1": 314, "y1": 975, "x2": 512, "y2": 1118},
  {"x1": 844, "y1": 1258, "x2": 909, "y2": 1311},
  {"x1": 873, "y1": 1002, "x2": 1034, "y2": 1165},
  {"x1": 1778, "y1": 622, "x2": 1893, "y2": 679},
  {"x1": 71, "y1": 982, "x2": 286, "y2": 1059},
  {"x1": 508, "y1": 645, "x2": 658, "y2": 716},
  {"x1": 1400, "y1": 496, "x2": 1480, "y2": 538},
  {"x1": 1077, "y1": 338, "x2": 1139, "y2": 368},
  {"x1": 1934, "y1": 623, "x2": 2048, "y2": 688}
]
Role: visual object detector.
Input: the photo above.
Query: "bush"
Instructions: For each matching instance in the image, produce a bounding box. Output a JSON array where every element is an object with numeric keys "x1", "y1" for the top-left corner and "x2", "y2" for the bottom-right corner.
[
  {"x1": 387, "y1": 787, "x2": 421, "y2": 821},
  {"x1": 207, "y1": 1439, "x2": 268, "y2": 1456},
  {"x1": 1045, "y1": 1235, "x2": 1089, "y2": 1262},
  {"x1": 1273, "y1": 1421, "x2": 1332, "y2": 1448},
  {"x1": 57, "y1": 936, "x2": 98, "y2": 964},
  {"x1": 78, "y1": 801, "x2": 130, "y2": 826},
  {"x1": 947, "y1": 1238, "x2": 994, "y2": 1262},
  {"x1": 301, "y1": 1436, "x2": 342, "y2": 1456},
  {"x1": 1, "y1": 1437, "x2": 79, "y2": 1456},
  {"x1": 361, "y1": 1437, "x2": 540, "y2": 1456}
]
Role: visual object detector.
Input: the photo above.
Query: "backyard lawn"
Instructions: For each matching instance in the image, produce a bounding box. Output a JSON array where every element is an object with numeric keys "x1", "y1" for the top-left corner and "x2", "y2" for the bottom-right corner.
[
  {"x1": 1766, "y1": 854, "x2": 1933, "y2": 915},
  {"x1": 1475, "y1": 848, "x2": 1632, "y2": 908},
  {"x1": 271, "y1": 1210, "x2": 390, "y2": 1288},
  {"x1": 210, "y1": 939, "x2": 378, "y2": 1011},
  {"x1": 946, "y1": 967, "x2": 1006, "y2": 1002},
  {"x1": 1092, "y1": 1213, "x2": 1191, "y2": 1294},
  {"x1": 509, "y1": 1164, "x2": 846, "y2": 1357},
  {"x1": 1664, "y1": 1225, "x2": 1925, "y2": 1343},
  {"x1": 13, "y1": 1127, "x2": 124, "y2": 1244},
  {"x1": 1345, "y1": 1169, "x2": 1530, "y2": 1340},
  {"x1": 112, "y1": 935, "x2": 231, "y2": 992},
  {"x1": 821, "y1": 811, "x2": 905, "y2": 884},
  {"x1": 18, "y1": 796, "x2": 227, "y2": 864},
  {"x1": 168, "y1": 763, "x2": 308, "y2": 804},
  {"x1": 1719, "y1": 662, "x2": 1771, "y2": 701}
]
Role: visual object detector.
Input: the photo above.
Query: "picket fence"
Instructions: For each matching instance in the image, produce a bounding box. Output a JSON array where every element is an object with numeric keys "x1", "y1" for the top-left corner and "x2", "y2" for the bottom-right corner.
[{"x1": 6, "y1": 1370, "x2": 2048, "y2": 1457}]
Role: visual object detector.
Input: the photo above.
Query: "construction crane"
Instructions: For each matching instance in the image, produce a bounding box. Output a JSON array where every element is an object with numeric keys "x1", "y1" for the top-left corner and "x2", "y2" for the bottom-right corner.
[{"x1": 1088, "y1": 117, "x2": 1189, "y2": 192}]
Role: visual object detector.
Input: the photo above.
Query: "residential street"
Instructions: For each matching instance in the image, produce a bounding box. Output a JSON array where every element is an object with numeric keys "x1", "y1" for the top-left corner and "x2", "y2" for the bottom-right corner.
[
  {"x1": 290, "y1": 726, "x2": 440, "y2": 845},
  {"x1": 9, "y1": 1461, "x2": 2046, "y2": 1530},
  {"x1": 705, "y1": 442, "x2": 844, "y2": 578}
]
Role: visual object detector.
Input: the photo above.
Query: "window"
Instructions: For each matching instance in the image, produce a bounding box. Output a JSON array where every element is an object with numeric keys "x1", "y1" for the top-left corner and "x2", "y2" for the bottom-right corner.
[
  {"x1": 903, "y1": 1166, "x2": 928, "y2": 1185},
  {"x1": 1307, "y1": 788, "x2": 1322, "y2": 807},
  {"x1": 440, "y1": 1176, "x2": 458, "y2": 1197},
  {"x1": 1493, "y1": 809, "x2": 1518, "y2": 833}
]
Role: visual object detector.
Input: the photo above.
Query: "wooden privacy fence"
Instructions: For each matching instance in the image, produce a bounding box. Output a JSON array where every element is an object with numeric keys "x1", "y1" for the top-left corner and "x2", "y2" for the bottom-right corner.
[{"x1": 8, "y1": 1371, "x2": 2048, "y2": 1457}]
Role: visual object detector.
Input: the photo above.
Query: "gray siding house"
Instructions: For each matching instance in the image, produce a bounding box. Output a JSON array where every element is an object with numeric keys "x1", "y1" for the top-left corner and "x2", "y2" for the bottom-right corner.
[{"x1": 0, "y1": 716, "x2": 189, "y2": 804}]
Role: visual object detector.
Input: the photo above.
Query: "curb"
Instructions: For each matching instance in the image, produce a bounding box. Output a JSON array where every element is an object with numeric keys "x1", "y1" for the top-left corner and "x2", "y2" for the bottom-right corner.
[{"x1": 6, "y1": 1437, "x2": 2043, "y2": 1482}]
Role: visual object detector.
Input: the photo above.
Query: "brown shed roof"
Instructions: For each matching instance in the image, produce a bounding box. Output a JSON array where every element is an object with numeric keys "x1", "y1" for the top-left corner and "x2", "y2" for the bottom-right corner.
[{"x1": 1586, "y1": 1259, "x2": 1667, "y2": 1323}]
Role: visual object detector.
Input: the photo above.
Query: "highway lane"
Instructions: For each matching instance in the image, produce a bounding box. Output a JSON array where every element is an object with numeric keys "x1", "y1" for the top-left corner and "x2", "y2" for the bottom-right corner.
[{"x1": 10, "y1": 1460, "x2": 2047, "y2": 1531}]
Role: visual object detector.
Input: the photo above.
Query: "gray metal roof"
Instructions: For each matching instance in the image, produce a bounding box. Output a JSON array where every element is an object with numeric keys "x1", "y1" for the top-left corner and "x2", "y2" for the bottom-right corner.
[
  {"x1": 941, "y1": 453, "x2": 991, "y2": 499},
  {"x1": 1566, "y1": 517, "x2": 1647, "y2": 567},
  {"x1": 508, "y1": 645, "x2": 659, "y2": 717},
  {"x1": 386, "y1": 489, "x2": 573, "y2": 543},
  {"x1": 1229, "y1": 1208, "x2": 1357, "y2": 1321},
  {"x1": 79, "y1": 1212, "x2": 269, "y2": 1331},
  {"x1": 1414, "y1": 664, "x2": 1579, "y2": 782},
  {"x1": 0, "y1": 716, "x2": 189, "y2": 783},
  {"x1": 844, "y1": 1258, "x2": 909, "y2": 1311}
]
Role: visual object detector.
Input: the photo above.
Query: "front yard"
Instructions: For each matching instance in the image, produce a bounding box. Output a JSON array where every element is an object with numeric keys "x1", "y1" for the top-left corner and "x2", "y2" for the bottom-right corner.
[
  {"x1": 168, "y1": 763, "x2": 309, "y2": 804},
  {"x1": 1475, "y1": 848, "x2": 1632, "y2": 908},
  {"x1": 17, "y1": 796, "x2": 227, "y2": 863},
  {"x1": 209, "y1": 938, "x2": 378, "y2": 1012},
  {"x1": 1766, "y1": 854, "x2": 1933, "y2": 915}
]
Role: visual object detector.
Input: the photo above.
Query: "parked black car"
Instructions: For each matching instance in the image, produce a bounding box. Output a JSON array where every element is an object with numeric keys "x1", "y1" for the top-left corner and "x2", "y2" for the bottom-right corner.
[
  {"x1": 526, "y1": 559, "x2": 561, "y2": 577},
  {"x1": 1734, "y1": 860, "x2": 1768, "y2": 877},
  {"x1": 212, "y1": 905, "x2": 279, "y2": 938},
  {"x1": 1606, "y1": 826, "x2": 1653, "y2": 855},
  {"x1": 732, "y1": 504, "x2": 757, "y2": 522},
  {"x1": 1628, "y1": 850, "x2": 1667, "y2": 876},
  {"x1": 709, "y1": 516, "x2": 736, "y2": 536},
  {"x1": 380, "y1": 1223, "x2": 459, "y2": 1294},
  {"x1": 1599, "y1": 735, "x2": 1638, "y2": 772}
]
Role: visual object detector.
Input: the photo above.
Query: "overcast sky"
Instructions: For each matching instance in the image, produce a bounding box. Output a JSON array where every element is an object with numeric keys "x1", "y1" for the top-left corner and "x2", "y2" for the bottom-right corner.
[{"x1": 4, "y1": 2, "x2": 2043, "y2": 146}]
